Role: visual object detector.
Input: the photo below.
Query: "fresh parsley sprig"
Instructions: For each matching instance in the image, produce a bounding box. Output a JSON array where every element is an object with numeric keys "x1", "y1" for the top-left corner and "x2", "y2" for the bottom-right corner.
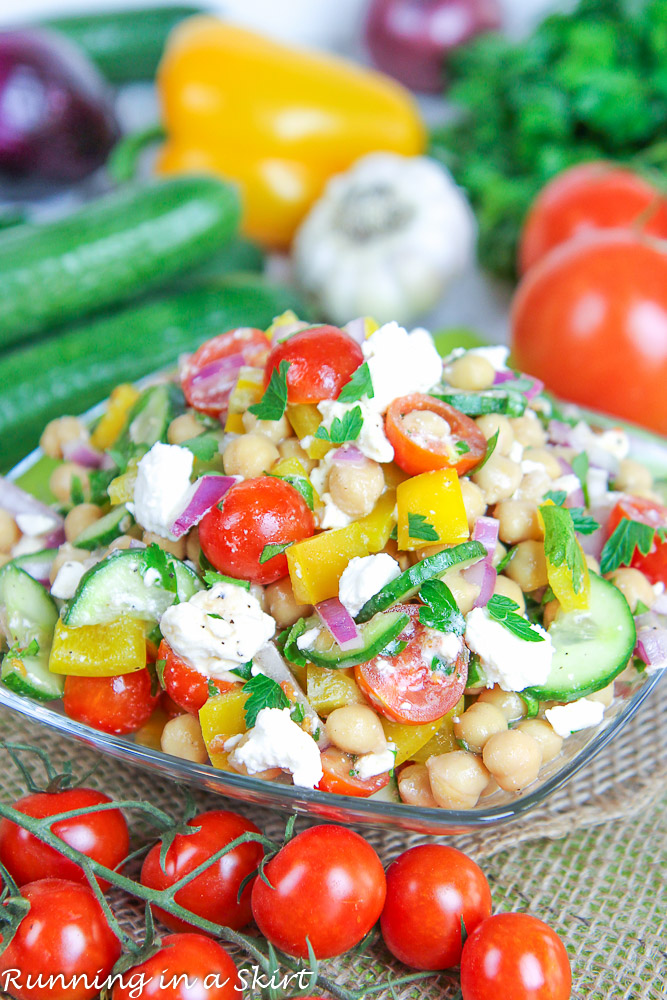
[
  {"x1": 314, "y1": 406, "x2": 363, "y2": 444},
  {"x1": 141, "y1": 544, "x2": 178, "y2": 596},
  {"x1": 407, "y1": 512, "x2": 439, "y2": 542},
  {"x1": 571, "y1": 452, "x2": 590, "y2": 506},
  {"x1": 337, "y1": 362, "x2": 373, "y2": 404},
  {"x1": 248, "y1": 361, "x2": 290, "y2": 421},
  {"x1": 418, "y1": 579, "x2": 465, "y2": 636},
  {"x1": 539, "y1": 502, "x2": 588, "y2": 595},
  {"x1": 486, "y1": 594, "x2": 545, "y2": 642},
  {"x1": 242, "y1": 674, "x2": 290, "y2": 728},
  {"x1": 259, "y1": 541, "x2": 293, "y2": 564},
  {"x1": 179, "y1": 434, "x2": 220, "y2": 462},
  {"x1": 600, "y1": 518, "x2": 657, "y2": 575},
  {"x1": 203, "y1": 570, "x2": 251, "y2": 591},
  {"x1": 269, "y1": 472, "x2": 314, "y2": 510},
  {"x1": 542, "y1": 491, "x2": 600, "y2": 535},
  {"x1": 469, "y1": 428, "x2": 499, "y2": 474}
]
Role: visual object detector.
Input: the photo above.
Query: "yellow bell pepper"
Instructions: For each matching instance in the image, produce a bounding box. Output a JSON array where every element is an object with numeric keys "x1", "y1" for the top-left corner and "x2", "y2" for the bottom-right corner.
[
  {"x1": 306, "y1": 665, "x2": 365, "y2": 716},
  {"x1": 49, "y1": 617, "x2": 146, "y2": 676},
  {"x1": 90, "y1": 383, "x2": 140, "y2": 450},
  {"x1": 382, "y1": 717, "x2": 447, "y2": 766},
  {"x1": 108, "y1": 456, "x2": 140, "y2": 505},
  {"x1": 134, "y1": 708, "x2": 169, "y2": 751},
  {"x1": 199, "y1": 688, "x2": 247, "y2": 770},
  {"x1": 286, "y1": 404, "x2": 331, "y2": 460},
  {"x1": 224, "y1": 366, "x2": 264, "y2": 433},
  {"x1": 538, "y1": 501, "x2": 591, "y2": 612},
  {"x1": 356, "y1": 490, "x2": 396, "y2": 552},
  {"x1": 396, "y1": 469, "x2": 469, "y2": 551},
  {"x1": 156, "y1": 18, "x2": 425, "y2": 248},
  {"x1": 409, "y1": 699, "x2": 463, "y2": 762}
]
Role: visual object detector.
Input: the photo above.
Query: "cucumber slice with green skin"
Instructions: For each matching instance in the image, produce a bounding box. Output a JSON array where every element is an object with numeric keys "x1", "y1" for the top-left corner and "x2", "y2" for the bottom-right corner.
[
  {"x1": 0, "y1": 564, "x2": 62, "y2": 701},
  {"x1": 524, "y1": 574, "x2": 636, "y2": 702},
  {"x1": 73, "y1": 506, "x2": 134, "y2": 551},
  {"x1": 299, "y1": 611, "x2": 410, "y2": 670},
  {"x1": 355, "y1": 540, "x2": 486, "y2": 623},
  {"x1": 64, "y1": 549, "x2": 202, "y2": 627},
  {"x1": 429, "y1": 389, "x2": 527, "y2": 417},
  {"x1": 126, "y1": 383, "x2": 185, "y2": 449}
]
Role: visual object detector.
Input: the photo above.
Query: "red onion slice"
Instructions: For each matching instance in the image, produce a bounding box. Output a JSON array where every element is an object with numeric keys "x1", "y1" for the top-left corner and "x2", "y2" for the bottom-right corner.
[
  {"x1": 472, "y1": 516, "x2": 499, "y2": 558},
  {"x1": 0, "y1": 476, "x2": 63, "y2": 528},
  {"x1": 12, "y1": 549, "x2": 57, "y2": 583},
  {"x1": 635, "y1": 624, "x2": 667, "y2": 672},
  {"x1": 316, "y1": 597, "x2": 364, "y2": 651},
  {"x1": 463, "y1": 558, "x2": 496, "y2": 608},
  {"x1": 331, "y1": 444, "x2": 365, "y2": 464},
  {"x1": 169, "y1": 475, "x2": 241, "y2": 539},
  {"x1": 524, "y1": 377, "x2": 544, "y2": 401},
  {"x1": 189, "y1": 354, "x2": 246, "y2": 391},
  {"x1": 343, "y1": 318, "x2": 367, "y2": 345},
  {"x1": 493, "y1": 371, "x2": 514, "y2": 386},
  {"x1": 61, "y1": 439, "x2": 109, "y2": 469}
]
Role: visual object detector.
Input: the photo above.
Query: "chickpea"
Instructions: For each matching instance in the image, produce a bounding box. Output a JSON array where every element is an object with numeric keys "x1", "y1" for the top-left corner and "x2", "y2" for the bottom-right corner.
[
  {"x1": 494, "y1": 499, "x2": 542, "y2": 545},
  {"x1": 142, "y1": 531, "x2": 186, "y2": 560},
  {"x1": 398, "y1": 764, "x2": 438, "y2": 808},
  {"x1": 516, "y1": 719, "x2": 563, "y2": 763},
  {"x1": 514, "y1": 470, "x2": 552, "y2": 503},
  {"x1": 492, "y1": 575, "x2": 526, "y2": 613},
  {"x1": 551, "y1": 446, "x2": 577, "y2": 465},
  {"x1": 412, "y1": 542, "x2": 448, "y2": 563},
  {"x1": 325, "y1": 705, "x2": 387, "y2": 755},
  {"x1": 441, "y1": 568, "x2": 479, "y2": 615},
  {"x1": 509, "y1": 414, "x2": 547, "y2": 447},
  {"x1": 472, "y1": 454, "x2": 522, "y2": 505},
  {"x1": 39, "y1": 416, "x2": 85, "y2": 459},
  {"x1": 185, "y1": 530, "x2": 201, "y2": 565},
  {"x1": 242, "y1": 410, "x2": 291, "y2": 444},
  {"x1": 588, "y1": 682, "x2": 615, "y2": 707},
  {"x1": 605, "y1": 567, "x2": 655, "y2": 613},
  {"x1": 585, "y1": 554, "x2": 600, "y2": 574},
  {"x1": 454, "y1": 702, "x2": 507, "y2": 753},
  {"x1": 106, "y1": 534, "x2": 135, "y2": 554},
  {"x1": 265, "y1": 577, "x2": 312, "y2": 628},
  {"x1": 477, "y1": 686, "x2": 526, "y2": 723},
  {"x1": 504, "y1": 540, "x2": 549, "y2": 591},
  {"x1": 614, "y1": 458, "x2": 652, "y2": 494},
  {"x1": 383, "y1": 538, "x2": 411, "y2": 572},
  {"x1": 401, "y1": 409, "x2": 450, "y2": 441},
  {"x1": 522, "y1": 448, "x2": 562, "y2": 479},
  {"x1": 0, "y1": 554, "x2": 10, "y2": 569},
  {"x1": 167, "y1": 412, "x2": 205, "y2": 445},
  {"x1": 328, "y1": 460, "x2": 384, "y2": 518},
  {"x1": 444, "y1": 354, "x2": 495, "y2": 391},
  {"x1": 482, "y1": 730, "x2": 542, "y2": 791},
  {"x1": 49, "y1": 544, "x2": 89, "y2": 584},
  {"x1": 0, "y1": 510, "x2": 20, "y2": 554},
  {"x1": 476, "y1": 414, "x2": 515, "y2": 457},
  {"x1": 278, "y1": 439, "x2": 316, "y2": 473},
  {"x1": 426, "y1": 751, "x2": 490, "y2": 810},
  {"x1": 223, "y1": 433, "x2": 280, "y2": 479},
  {"x1": 460, "y1": 479, "x2": 486, "y2": 531},
  {"x1": 480, "y1": 776, "x2": 500, "y2": 798},
  {"x1": 64, "y1": 504, "x2": 102, "y2": 543},
  {"x1": 49, "y1": 463, "x2": 90, "y2": 505},
  {"x1": 542, "y1": 599, "x2": 560, "y2": 629},
  {"x1": 160, "y1": 714, "x2": 208, "y2": 764}
]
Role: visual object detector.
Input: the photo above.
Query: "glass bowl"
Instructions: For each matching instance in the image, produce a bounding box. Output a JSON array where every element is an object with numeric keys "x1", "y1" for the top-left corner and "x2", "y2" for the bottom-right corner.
[{"x1": 2, "y1": 398, "x2": 666, "y2": 836}]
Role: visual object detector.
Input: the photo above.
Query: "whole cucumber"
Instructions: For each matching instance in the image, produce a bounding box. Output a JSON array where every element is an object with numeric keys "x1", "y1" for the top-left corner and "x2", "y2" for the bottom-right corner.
[
  {"x1": 0, "y1": 276, "x2": 309, "y2": 473},
  {"x1": 0, "y1": 176, "x2": 240, "y2": 349}
]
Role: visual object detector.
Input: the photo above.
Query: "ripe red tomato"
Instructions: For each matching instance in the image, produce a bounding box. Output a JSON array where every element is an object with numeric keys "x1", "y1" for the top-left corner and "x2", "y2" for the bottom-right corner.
[
  {"x1": 0, "y1": 788, "x2": 128, "y2": 890},
  {"x1": 511, "y1": 231, "x2": 667, "y2": 435},
  {"x1": 380, "y1": 844, "x2": 492, "y2": 970},
  {"x1": 199, "y1": 476, "x2": 316, "y2": 585},
  {"x1": 181, "y1": 327, "x2": 270, "y2": 417},
  {"x1": 520, "y1": 162, "x2": 667, "y2": 274},
  {"x1": 385, "y1": 393, "x2": 488, "y2": 477},
  {"x1": 63, "y1": 669, "x2": 159, "y2": 734},
  {"x1": 264, "y1": 326, "x2": 363, "y2": 403},
  {"x1": 355, "y1": 605, "x2": 468, "y2": 723},
  {"x1": 158, "y1": 640, "x2": 235, "y2": 714},
  {"x1": 0, "y1": 878, "x2": 121, "y2": 1000},
  {"x1": 607, "y1": 496, "x2": 667, "y2": 586},
  {"x1": 251, "y1": 824, "x2": 386, "y2": 959},
  {"x1": 111, "y1": 933, "x2": 240, "y2": 1000},
  {"x1": 141, "y1": 809, "x2": 263, "y2": 933},
  {"x1": 460, "y1": 913, "x2": 571, "y2": 1000},
  {"x1": 317, "y1": 746, "x2": 391, "y2": 798}
]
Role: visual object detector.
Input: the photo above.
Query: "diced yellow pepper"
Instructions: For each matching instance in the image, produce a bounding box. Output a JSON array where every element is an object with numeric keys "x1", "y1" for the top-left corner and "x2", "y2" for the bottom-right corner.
[
  {"x1": 266, "y1": 310, "x2": 301, "y2": 340},
  {"x1": 306, "y1": 665, "x2": 365, "y2": 716},
  {"x1": 383, "y1": 463, "x2": 410, "y2": 489},
  {"x1": 288, "y1": 521, "x2": 370, "y2": 605},
  {"x1": 538, "y1": 502, "x2": 591, "y2": 612},
  {"x1": 199, "y1": 688, "x2": 248, "y2": 770},
  {"x1": 108, "y1": 456, "x2": 140, "y2": 505},
  {"x1": 356, "y1": 490, "x2": 396, "y2": 552},
  {"x1": 381, "y1": 717, "x2": 447, "y2": 766},
  {"x1": 270, "y1": 457, "x2": 322, "y2": 510},
  {"x1": 224, "y1": 365, "x2": 264, "y2": 433},
  {"x1": 134, "y1": 708, "x2": 169, "y2": 750},
  {"x1": 286, "y1": 404, "x2": 331, "y2": 460},
  {"x1": 397, "y1": 469, "x2": 469, "y2": 551},
  {"x1": 90, "y1": 384, "x2": 140, "y2": 450},
  {"x1": 409, "y1": 699, "x2": 463, "y2": 762},
  {"x1": 49, "y1": 617, "x2": 147, "y2": 676}
]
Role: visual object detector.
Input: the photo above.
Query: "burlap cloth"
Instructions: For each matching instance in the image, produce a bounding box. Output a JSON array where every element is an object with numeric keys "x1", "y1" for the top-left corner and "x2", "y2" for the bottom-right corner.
[{"x1": 0, "y1": 676, "x2": 664, "y2": 1000}]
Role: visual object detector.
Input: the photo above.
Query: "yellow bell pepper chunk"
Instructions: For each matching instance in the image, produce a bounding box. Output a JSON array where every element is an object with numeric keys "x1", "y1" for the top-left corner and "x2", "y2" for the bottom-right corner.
[
  {"x1": 135, "y1": 708, "x2": 169, "y2": 751},
  {"x1": 266, "y1": 311, "x2": 301, "y2": 340},
  {"x1": 397, "y1": 469, "x2": 469, "y2": 551},
  {"x1": 381, "y1": 717, "x2": 449, "y2": 767},
  {"x1": 409, "y1": 699, "x2": 463, "y2": 763},
  {"x1": 199, "y1": 688, "x2": 247, "y2": 770},
  {"x1": 306, "y1": 665, "x2": 365, "y2": 716},
  {"x1": 90, "y1": 384, "x2": 140, "y2": 450},
  {"x1": 270, "y1": 457, "x2": 321, "y2": 511},
  {"x1": 224, "y1": 365, "x2": 264, "y2": 433},
  {"x1": 286, "y1": 404, "x2": 331, "y2": 460},
  {"x1": 356, "y1": 489, "x2": 396, "y2": 552},
  {"x1": 49, "y1": 617, "x2": 146, "y2": 676},
  {"x1": 538, "y1": 501, "x2": 591, "y2": 612},
  {"x1": 107, "y1": 456, "x2": 140, "y2": 505}
]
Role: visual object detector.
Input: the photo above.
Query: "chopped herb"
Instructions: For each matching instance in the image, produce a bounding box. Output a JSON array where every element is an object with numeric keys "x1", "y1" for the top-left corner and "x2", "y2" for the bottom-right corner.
[
  {"x1": 431, "y1": 655, "x2": 455, "y2": 675},
  {"x1": 337, "y1": 362, "x2": 373, "y2": 403},
  {"x1": 203, "y1": 570, "x2": 250, "y2": 591},
  {"x1": 69, "y1": 476, "x2": 85, "y2": 506},
  {"x1": 379, "y1": 638, "x2": 408, "y2": 658},
  {"x1": 455, "y1": 440, "x2": 471, "y2": 455},
  {"x1": 6, "y1": 638, "x2": 40, "y2": 660},
  {"x1": 230, "y1": 661, "x2": 253, "y2": 680},
  {"x1": 600, "y1": 518, "x2": 656, "y2": 575},
  {"x1": 456, "y1": 738, "x2": 472, "y2": 752},
  {"x1": 466, "y1": 655, "x2": 486, "y2": 688},
  {"x1": 634, "y1": 600, "x2": 651, "y2": 616},
  {"x1": 313, "y1": 727, "x2": 321, "y2": 742},
  {"x1": 88, "y1": 467, "x2": 117, "y2": 506},
  {"x1": 281, "y1": 619, "x2": 310, "y2": 668},
  {"x1": 541, "y1": 585, "x2": 556, "y2": 606},
  {"x1": 270, "y1": 472, "x2": 314, "y2": 510},
  {"x1": 242, "y1": 673, "x2": 290, "y2": 729},
  {"x1": 486, "y1": 594, "x2": 545, "y2": 642},
  {"x1": 539, "y1": 502, "x2": 588, "y2": 595},
  {"x1": 543, "y1": 490, "x2": 567, "y2": 507},
  {"x1": 469, "y1": 428, "x2": 499, "y2": 474},
  {"x1": 407, "y1": 512, "x2": 439, "y2": 542},
  {"x1": 495, "y1": 545, "x2": 516, "y2": 574},
  {"x1": 207, "y1": 678, "x2": 219, "y2": 697},
  {"x1": 314, "y1": 405, "x2": 364, "y2": 444},
  {"x1": 290, "y1": 703, "x2": 305, "y2": 724},
  {"x1": 389, "y1": 524, "x2": 398, "y2": 541},
  {"x1": 207, "y1": 613, "x2": 223, "y2": 620},
  {"x1": 569, "y1": 508, "x2": 600, "y2": 535},
  {"x1": 180, "y1": 434, "x2": 220, "y2": 461},
  {"x1": 248, "y1": 360, "x2": 290, "y2": 421},
  {"x1": 349, "y1": 768, "x2": 360, "y2": 778},
  {"x1": 141, "y1": 544, "x2": 178, "y2": 595},
  {"x1": 520, "y1": 690, "x2": 540, "y2": 718},
  {"x1": 571, "y1": 452, "x2": 590, "y2": 507},
  {"x1": 418, "y1": 579, "x2": 465, "y2": 636},
  {"x1": 259, "y1": 541, "x2": 293, "y2": 564},
  {"x1": 155, "y1": 659, "x2": 166, "y2": 687}
]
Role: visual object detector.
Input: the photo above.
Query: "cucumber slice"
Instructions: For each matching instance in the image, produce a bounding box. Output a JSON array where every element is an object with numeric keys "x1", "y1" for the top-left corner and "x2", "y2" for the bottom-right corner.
[
  {"x1": 356, "y1": 540, "x2": 486, "y2": 623},
  {"x1": 524, "y1": 574, "x2": 636, "y2": 702},
  {"x1": 0, "y1": 564, "x2": 62, "y2": 700},
  {"x1": 112, "y1": 383, "x2": 185, "y2": 467},
  {"x1": 64, "y1": 549, "x2": 202, "y2": 627},
  {"x1": 299, "y1": 611, "x2": 410, "y2": 669},
  {"x1": 430, "y1": 389, "x2": 527, "y2": 417},
  {"x1": 73, "y1": 505, "x2": 134, "y2": 550}
]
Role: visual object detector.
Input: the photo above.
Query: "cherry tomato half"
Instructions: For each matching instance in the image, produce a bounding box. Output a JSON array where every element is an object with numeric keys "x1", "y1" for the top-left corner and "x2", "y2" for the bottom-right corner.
[
  {"x1": 158, "y1": 640, "x2": 235, "y2": 714},
  {"x1": 181, "y1": 328, "x2": 270, "y2": 417},
  {"x1": 317, "y1": 746, "x2": 391, "y2": 798},
  {"x1": 608, "y1": 495, "x2": 667, "y2": 586},
  {"x1": 264, "y1": 326, "x2": 363, "y2": 403},
  {"x1": 63, "y1": 669, "x2": 159, "y2": 734},
  {"x1": 251, "y1": 824, "x2": 386, "y2": 959},
  {"x1": 385, "y1": 393, "x2": 488, "y2": 477},
  {"x1": 141, "y1": 809, "x2": 263, "y2": 933},
  {"x1": 520, "y1": 162, "x2": 667, "y2": 275},
  {"x1": 0, "y1": 788, "x2": 128, "y2": 890},
  {"x1": 199, "y1": 476, "x2": 316, "y2": 585},
  {"x1": 0, "y1": 878, "x2": 121, "y2": 1000},
  {"x1": 460, "y1": 912, "x2": 571, "y2": 1000},
  {"x1": 355, "y1": 605, "x2": 468, "y2": 723},
  {"x1": 111, "y1": 933, "x2": 240, "y2": 1000},
  {"x1": 381, "y1": 844, "x2": 492, "y2": 970}
]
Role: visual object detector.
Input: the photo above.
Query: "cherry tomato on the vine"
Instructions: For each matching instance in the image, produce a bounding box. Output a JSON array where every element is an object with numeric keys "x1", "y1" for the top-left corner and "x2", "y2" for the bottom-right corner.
[
  {"x1": 181, "y1": 327, "x2": 270, "y2": 417},
  {"x1": 607, "y1": 495, "x2": 667, "y2": 586},
  {"x1": 385, "y1": 393, "x2": 488, "y2": 477},
  {"x1": 251, "y1": 824, "x2": 386, "y2": 959},
  {"x1": 111, "y1": 933, "x2": 240, "y2": 1000},
  {"x1": 63, "y1": 669, "x2": 159, "y2": 734},
  {"x1": 264, "y1": 326, "x2": 363, "y2": 403},
  {"x1": 158, "y1": 640, "x2": 235, "y2": 714},
  {"x1": 317, "y1": 746, "x2": 390, "y2": 798}
]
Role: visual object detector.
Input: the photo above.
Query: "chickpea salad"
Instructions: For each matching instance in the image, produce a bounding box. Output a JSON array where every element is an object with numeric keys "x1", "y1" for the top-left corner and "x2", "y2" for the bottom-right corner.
[{"x1": 1, "y1": 315, "x2": 666, "y2": 811}]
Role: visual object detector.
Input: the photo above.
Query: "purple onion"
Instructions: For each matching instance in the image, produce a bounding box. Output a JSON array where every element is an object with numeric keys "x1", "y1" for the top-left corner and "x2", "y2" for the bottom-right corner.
[
  {"x1": 463, "y1": 557, "x2": 496, "y2": 608},
  {"x1": 343, "y1": 318, "x2": 368, "y2": 345},
  {"x1": 61, "y1": 439, "x2": 108, "y2": 469},
  {"x1": 44, "y1": 526, "x2": 66, "y2": 549},
  {"x1": 170, "y1": 475, "x2": 240, "y2": 539},
  {"x1": 493, "y1": 371, "x2": 515, "y2": 386},
  {"x1": 472, "y1": 515, "x2": 499, "y2": 558},
  {"x1": 635, "y1": 624, "x2": 667, "y2": 671},
  {"x1": 316, "y1": 597, "x2": 364, "y2": 651},
  {"x1": 332, "y1": 444, "x2": 366, "y2": 464},
  {"x1": 524, "y1": 377, "x2": 545, "y2": 402},
  {"x1": 0, "y1": 475, "x2": 63, "y2": 528}
]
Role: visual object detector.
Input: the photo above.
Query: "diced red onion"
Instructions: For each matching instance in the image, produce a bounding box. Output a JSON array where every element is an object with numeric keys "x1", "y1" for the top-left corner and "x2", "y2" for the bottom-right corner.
[
  {"x1": 189, "y1": 354, "x2": 246, "y2": 392},
  {"x1": 566, "y1": 489, "x2": 586, "y2": 509},
  {"x1": 493, "y1": 371, "x2": 514, "y2": 386},
  {"x1": 0, "y1": 476, "x2": 63, "y2": 528},
  {"x1": 635, "y1": 624, "x2": 667, "y2": 672},
  {"x1": 524, "y1": 377, "x2": 544, "y2": 401},
  {"x1": 463, "y1": 557, "x2": 496, "y2": 608},
  {"x1": 472, "y1": 516, "x2": 498, "y2": 558},
  {"x1": 316, "y1": 597, "x2": 364, "y2": 651},
  {"x1": 331, "y1": 444, "x2": 365, "y2": 464},
  {"x1": 653, "y1": 591, "x2": 667, "y2": 616},
  {"x1": 44, "y1": 526, "x2": 66, "y2": 548},
  {"x1": 61, "y1": 439, "x2": 108, "y2": 469},
  {"x1": 548, "y1": 420, "x2": 575, "y2": 447},
  {"x1": 169, "y1": 475, "x2": 240, "y2": 539},
  {"x1": 14, "y1": 550, "x2": 57, "y2": 583},
  {"x1": 343, "y1": 318, "x2": 368, "y2": 345}
]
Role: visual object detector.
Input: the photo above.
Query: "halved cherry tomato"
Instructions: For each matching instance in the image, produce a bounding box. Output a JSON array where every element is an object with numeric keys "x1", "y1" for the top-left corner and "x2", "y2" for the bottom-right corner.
[
  {"x1": 385, "y1": 394, "x2": 487, "y2": 477},
  {"x1": 199, "y1": 476, "x2": 316, "y2": 585},
  {"x1": 158, "y1": 639, "x2": 236, "y2": 714},
  {"x1": 355, "y1": 605, "x2": 468, "y2": 723},
  {"x1": 317, "y1": 746, "x2": 391, "y2": 798},
  {"x1": 607, "y1": 496, "x2": 667, "y2": 586},
  {"x1": 63, "y1": 669, "x2": 159, "y2": 734},
  {"x1": 264, "y1": 326, "x2": 363, "y2": 403},
  {"x1": 181, "y1": 327, "x2": 270, "y2": 417}
]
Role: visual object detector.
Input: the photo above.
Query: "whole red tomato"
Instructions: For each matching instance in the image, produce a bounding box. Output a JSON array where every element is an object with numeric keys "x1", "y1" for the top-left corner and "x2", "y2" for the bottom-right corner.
[
  {"x1": 380, "y1": 844, "x2": 492, "y2": 970},
  {"x1": 264, "y1": 326, "x2": 363, "y2": 403},
  {"x1": 511, "y1": 231, "x2": 667, "y2": 435},
  {"x1": 63, "y1": 669, "x2": 159, "y2": 734},
  {"x1": 460, "y1": 913, "x2": 571, "y2": 1000},
  {"x1": 0, "y1": 878, "x2": 121, "y2": 1000},
  {"x1": 199, "y1": 477, "x2": 316, "y2": 585},
  {"x1": 141, "y1": 809, "x2": 263, "y2": 932},
  {"x1": 158, "y1": 640, "x2": 235, "y2": 714},
  {"x1": 111, "y1": 933, "x2": 240, "y2": 1000},
  {"x1": 251, "y1": 824, "x2": 386, "y2": 959},
  {"x1": 181, "y1": 327, "x2": 270, "y2": 417},
  {"x1": 520, "y1": 162, "x2": 667, "y2": 274},
  {"x1": 0, "y1": 787, "x2": 128, "y2": 890}
]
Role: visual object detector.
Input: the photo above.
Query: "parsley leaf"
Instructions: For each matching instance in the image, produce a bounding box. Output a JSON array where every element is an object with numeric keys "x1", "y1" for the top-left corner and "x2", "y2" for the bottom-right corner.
[
  {"x1": 389, "y1": 524, "x2": 398, "y2": 541},
  {"x1": 455, "y1": 440, "x2": 471, "y2": 455},
  {"x1": 571, "y1": 452, "x2": 590, "y2": 506},
  {"x1": 634, "y1": 600, "x2": 651, "y2": 616},
  {"x1": 207, "y1": 613, "x2": 223, "y2": 620},
  {"x1": 407, "y1": 512, "x2": 440, "y2": 542},
  {"x1": 290, "y1": 702, "x2": 305, "y2": 724},
  {"x1": 230, "y1": 661, "x2": 253, "y2": 680},
  {"x1": 248, "y1": 361, "x2": 290, "y2": 421},
  {"x1": 314, "y1": 406, "x2": 363, "y2": 444},
  {"x1": 337, "y1": 362, "x2": 374, "y2": 404},
  {"x1": 203, "y1": 570, "x2": 250, "y2": 591},
  {"x1": 486, "y1": 594, "x2": 545, "y2": 642},
  {"x1": 600, "y1": 518, "x2": 656, "y2": 575},
  {"x1": 6, "y1": 638, "x2": 40, "y2": 660},
  {"x1": 469, "y1": 428, "x2": 499, "y2": 474},
  {"x1": 431, "y1": 655, "x2": 455, "y2": 675},
  {"x1": 539, "y1": 502, "x2": 588, "y2": 595},
  {"x1": 495, "y1": 545, "x2": 516, "y2": 573},
  {"x1": 207, "y1": 678, "x2": 220, "y2": 697},
  {"x1": 242, "y1": 674, "x2": 290, "y2": 729},
  {"x1": 569, "y1": 508, "x2": 600, "y2": 535},
  {"x1": 155, "y1": 659, "x2": 166, "y2": 687},
  {"x1": 259, "y1": 541, "x2": 293, "y2": 564},
  {"x1": 141, "y1": 544, "x2": 178, "y2": 595},
  {"x1": 180, "y1": 434, "x2": 220, "y2": 461},
  {"x1": 543, "y1": 490, "x2": 567, "y2": 506},
  {"x1": 418, "y1": 579, "x2": 465, "y2": 636},
  {"x1": 70, "y1": 475, "x2": 86, "y2": 506},
  {"x1": 379, "y1": 637, "x2": 408, "y2": 658},
  {"x1": 269, "y1": 472, "x2": 314, "y2": 510},
  {"x1": 279, "y1": 619, "x2": 310, "y2": 668}
]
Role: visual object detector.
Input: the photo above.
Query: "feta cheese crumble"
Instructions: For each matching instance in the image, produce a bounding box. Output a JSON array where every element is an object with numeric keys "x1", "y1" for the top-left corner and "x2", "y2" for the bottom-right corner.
[
  {"x1": 130, "y1": 442, "x2": 193, "y2": 540},
  {"x1": 354, "y1": 743, "x2": 397, "y2": 780},
  {"x1": 317, "y1": 399, "x2": 394, "y2": 464},
  {"x1": 545, "y1": 699, "x2": 605, "y2": 737},
  {"x1": 50, "y1": 561, "x2": 87, "y2": 600},
  {"x1": 228, "y1": 707, "x2": 323, "y2": 788},
  {"x1": 465, "y1": 606, "x2": 553, "y2": 691},
  {"x1": 444, "y1": 345, "x2": 510, "y2": 373},
  {"x1": 338, "y1": 553, "x2": 401, "y2": 617},
  {"x1": 362, "y1": 321, "x2": 442, "y2": 413},
  {"x1": 15, "y1": 513, "x2": 60, "y2": 537}
]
